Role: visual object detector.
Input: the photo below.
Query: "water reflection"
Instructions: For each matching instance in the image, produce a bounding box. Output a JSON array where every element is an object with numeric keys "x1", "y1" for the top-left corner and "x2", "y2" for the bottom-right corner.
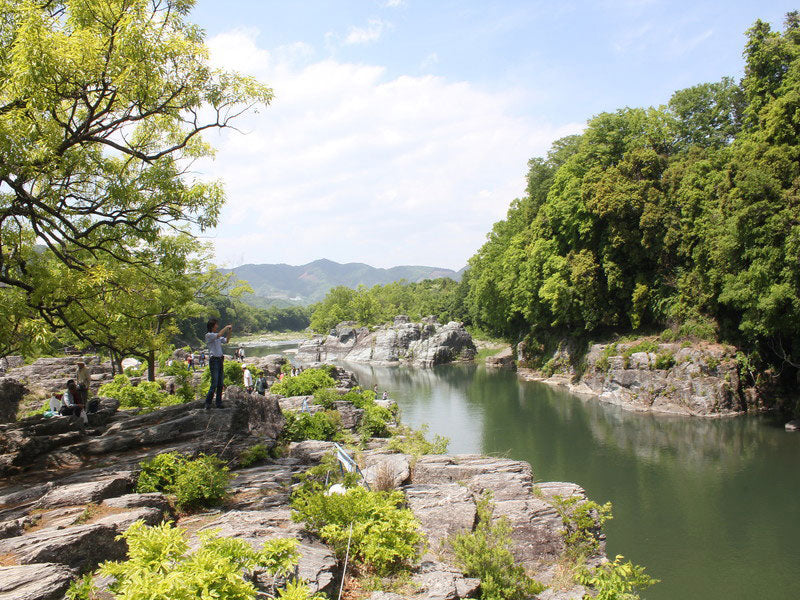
[{"x1": 340, "y1": 360, "x2": 800, "y2": 600}]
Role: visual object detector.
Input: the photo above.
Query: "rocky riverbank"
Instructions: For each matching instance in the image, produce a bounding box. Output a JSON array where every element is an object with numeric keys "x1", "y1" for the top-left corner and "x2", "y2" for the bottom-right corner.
[
  {"x1": 0, "y1": 360, "x2": 602, "y2": 600},
  {"x1": 508, "y1": 337, "x2": 759, "y2": 417},
  {"x1": 296, "y1": 317, "x2": 476, "y2": 367}
]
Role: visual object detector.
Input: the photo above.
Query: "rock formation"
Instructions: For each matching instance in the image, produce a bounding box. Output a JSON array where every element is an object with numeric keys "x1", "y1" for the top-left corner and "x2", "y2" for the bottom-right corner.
[
  {"x1": 296, "y1": 316, "x2": 476, "y2": 367},
  {"x1": 518, "y1": 338, "x2": 754, "y2": 417},
  {"x1": 0, "y1": 364, "x2": 600, "y2": 600}
]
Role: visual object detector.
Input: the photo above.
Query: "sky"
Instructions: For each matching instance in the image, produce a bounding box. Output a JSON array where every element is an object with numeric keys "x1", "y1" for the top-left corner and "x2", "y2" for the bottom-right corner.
[{"x1": 188, "y1": 0, "x2": 796, "y2": 271}]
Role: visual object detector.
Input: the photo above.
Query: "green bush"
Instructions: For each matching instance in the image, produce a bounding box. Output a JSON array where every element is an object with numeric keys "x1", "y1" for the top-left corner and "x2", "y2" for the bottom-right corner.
[
  {"x1": 387, "y1": 424, "x2": 449, "y2": 456},
  {"x1": 359, "y1": 403, "x2": 394, "y2": 442},
  {"x1": 313, "y1": 386, "x2": 377, "y2": 409},
  {"x1": 294, "y1": 452, "x2": 361, "y2": 493},
  {"x1": 653, "y1": 351, "x2": 675, "y2": 370},
  {"x1": 271, "y1": 368, "x2": 336, "y2": 397},
  {"x1": 86, "y1": 521, "x2": 321, "y2": 600},
  {"x1": 551, "y1": 495, "x2": 612, "y2": 561},
  {"x1": 136, "y1": 452, "x2": 232, "y2": 511},
  {"x1": 99, "y1": 375, "x2": 182, "y2": 411},
  {"x1": 450, "y1": 492, "x2": 545, "y2": 600},
  {"x1": 576, "y1": 554, "x2": 658, "y2": 600},
  {"x1": 283, "y1": 410, "x2": 343, "y2": 442},
  {"x1": 239, "y1": 443, "x2": 271, "y2": 468},
  {"x1": 291, "y1": 485, "x2": 423, "y2": 575}
]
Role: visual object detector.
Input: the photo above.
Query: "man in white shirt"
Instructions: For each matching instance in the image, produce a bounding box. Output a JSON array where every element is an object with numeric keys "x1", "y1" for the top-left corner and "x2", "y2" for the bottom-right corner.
[
  {"x1": 242, "y1": 364, "x2": 254, "y2": 392},
  {"x1": 205, "y1": 318, "x2": 232, "y2": 409}
]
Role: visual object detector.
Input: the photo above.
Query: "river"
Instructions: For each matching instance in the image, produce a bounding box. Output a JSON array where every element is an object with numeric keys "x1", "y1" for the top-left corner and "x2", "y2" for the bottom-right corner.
[{"x1": 253, "y1": 340, "x2": 799, "y2": 599}]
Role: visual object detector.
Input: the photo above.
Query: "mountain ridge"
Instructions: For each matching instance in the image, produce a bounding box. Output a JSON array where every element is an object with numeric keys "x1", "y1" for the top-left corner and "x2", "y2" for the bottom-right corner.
[{"x1": 223, "y1": 258, "x2": 464, "y2": 307}]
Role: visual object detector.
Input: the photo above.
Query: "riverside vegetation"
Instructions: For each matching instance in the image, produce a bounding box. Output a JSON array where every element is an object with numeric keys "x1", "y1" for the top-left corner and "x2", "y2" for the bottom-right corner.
[{"x1": 304, "y1": 13, "x2": 800, "y2": 416}]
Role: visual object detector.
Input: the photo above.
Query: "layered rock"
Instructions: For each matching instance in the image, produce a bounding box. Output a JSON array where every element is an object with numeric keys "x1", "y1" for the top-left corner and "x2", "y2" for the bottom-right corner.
[
  {"x1": 519, "y1": 338, "x2": 753, "y2": 417},
  {"x1": 0, "y1": 363, "x2": 601, "y2": 600},
  {"x1": 297, "y1": 317, "x2": 476, "y2": 367},
  {"x1": 0, "y1": 388, "x2": 285, "y2": 477}
]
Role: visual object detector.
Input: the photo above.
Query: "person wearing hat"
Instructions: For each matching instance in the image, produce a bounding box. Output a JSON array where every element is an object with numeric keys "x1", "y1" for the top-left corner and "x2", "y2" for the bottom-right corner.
[
  {"x1": 76, "y1": 361, "x2": 91, "y2": 405},
  {"x1": 242, "y1": 364, "x2": 254, "y2": 393}
]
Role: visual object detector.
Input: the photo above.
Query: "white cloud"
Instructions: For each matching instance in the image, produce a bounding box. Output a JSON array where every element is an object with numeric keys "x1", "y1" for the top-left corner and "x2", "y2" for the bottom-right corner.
[
  {"x1": 384, "y1": 0, "x2": 406, "y2": 7},
  {"x1": 344, "y1": 19, "x2": 388, "y2": 45},
  {"x1": 202, "y1": 29, "x2": 581, "y2": 269}
]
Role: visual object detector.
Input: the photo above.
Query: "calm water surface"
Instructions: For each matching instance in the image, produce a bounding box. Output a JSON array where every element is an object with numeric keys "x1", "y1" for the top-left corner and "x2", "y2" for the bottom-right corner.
[{"x1": 338, "y1": 361, "x2": 800, "y2": 600}]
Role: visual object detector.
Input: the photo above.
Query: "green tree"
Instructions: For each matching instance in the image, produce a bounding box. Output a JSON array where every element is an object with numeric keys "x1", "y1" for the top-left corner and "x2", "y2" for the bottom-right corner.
[{"x1": 0, "y1": 0, "x2": 272, "y2": 358}]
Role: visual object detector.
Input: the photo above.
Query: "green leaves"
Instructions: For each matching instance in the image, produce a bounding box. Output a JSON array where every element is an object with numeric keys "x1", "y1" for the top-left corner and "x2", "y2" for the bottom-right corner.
[
  {"x1": 291, "y1": 486, "x2": 423, "y2": 575},
  {"x1": 136, "y1": 452, "x2": 232, "y2": 511},
  {"x1": 93, "y1": 521, "x2": 312, "y2": 600}
]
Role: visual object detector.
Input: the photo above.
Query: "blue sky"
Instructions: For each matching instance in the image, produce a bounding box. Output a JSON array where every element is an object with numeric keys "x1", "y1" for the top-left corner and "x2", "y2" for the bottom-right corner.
[{"x1": 189, "y1": 1, "x2": 795, "y2": 270}]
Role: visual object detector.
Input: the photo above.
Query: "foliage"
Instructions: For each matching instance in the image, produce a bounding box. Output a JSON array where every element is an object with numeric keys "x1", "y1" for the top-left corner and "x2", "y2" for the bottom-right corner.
[
  {"x1": 98, "y1": 375, "x2": 182, "y2": 411},
  {"x1": 291, "y1": 485, "x2": 423, "y2": 575},
  {"x1": 450, "y1": 492, "x2": 545, "y2": 600},
  {"x1": 314, "y1": 386, "x2": 377, "y2": 409},
  {"x1": 461, "y1": 13, "x2": 800, "y2": 384},
  {"x1": 136, "y1": 452, "x2": 232, "y2": 511},
  {"x1": 271, "y1": 368, "x2": 336, "y2": 396},
  {"x1": 577, "y1": 555, "x2": 658, "y2": 600},
  {"x1": 90, "y1": 521, "x2": 318, "y2": 600},
  {"x1": 387, "y1": 424, "x2": 450, "y2": 456},
  {"x1": 550, "y1": 495, "x2": 613, "y2": 561},
  {"x1": 66, "y1": 573, "x2": 94, "y2": 600},
  {"x1": 359, "y1": 403, "x2": 394, "y2": 442},
  {"x1": 239, "y1": 443, "x2": 271, "y2": 468},
  {"x1": 283, "y1": 410, "x2": 343, "y2": 442},
  {"x1": 0, "y1": 0, "x2": 271, "y2": 363},
  {"x1": 309, "y1": 278, "x2": 467, "y2": 332},
  {"x1": 294, "y1": 452, "x2": 361, "y2": 493}
]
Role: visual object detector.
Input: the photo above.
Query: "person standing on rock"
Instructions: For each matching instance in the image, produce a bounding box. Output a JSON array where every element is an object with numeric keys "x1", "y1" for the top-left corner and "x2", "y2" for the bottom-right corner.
[
  {"x1": 242, "y1": 364, "x2": 254, "y2": 393},
  {"x1": 255, "y1": 373, "x2": 267, "y2": 395},
  {"x1": 76, "y1": 361, "x2": 91, "y2": 405},
  {"x1": 205, "y1": 319, "x2": 232, "y2": 409}
]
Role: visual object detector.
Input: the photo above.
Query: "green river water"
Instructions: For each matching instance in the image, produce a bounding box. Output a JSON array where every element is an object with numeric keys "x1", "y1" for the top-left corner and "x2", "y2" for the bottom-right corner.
[{"x1": 334, "y1": 361, "x2": 800, "y2": 600}]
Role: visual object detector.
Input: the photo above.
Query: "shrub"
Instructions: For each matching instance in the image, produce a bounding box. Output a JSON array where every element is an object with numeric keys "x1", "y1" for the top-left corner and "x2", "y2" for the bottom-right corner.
[
  {"x1": 387, "y1": 424, "x2": 449, "y2": 456},
  {"x1": 239, "y1": 443, "x2": 271, "y2": 468},
  {"x1": 450, "y1": 492, "x2": 545, "y2": 600},
  {"x1": 576, "y1": 554, "x2": 658, "y2": 600},
  {"x1": 87, "y1": 521, "x2": 321, "y2": 600},
  {"x1": 174, "y1": 454, "x2": 232, "y2": 510},
  {"x1": 291, "y1": 485, "x2": 423, "y2": 575},
  {"x1": 136, "y1": 452, "x2": 232, "y2": 511},
  {"x1": 271, "y1": 368, "x2": 336, "y2": 397},
  {"x1": 359, "y1": 403, "x2": 393, "y2": 442},
  {"x1": 314, "y1": 386, "x2": 377, "y2": 409},
  {"x1": 294, "y1": 452, "x2": 361, "y2": 493},
  {"x1": 596, "y1": 343, "x2": 618, "y2": 372},
  {"x1": 551, "y1": 495, "x2": 612, "y2": 561},
  {"x1": 99, "y1": 375, "x2": 182, "y2": 411},
  {"x1": 653, "y1": 351, "x2": 675, "y2": 370},
  {"x1": 283, "y1": 410, "x2": 342, "y2": 442}
]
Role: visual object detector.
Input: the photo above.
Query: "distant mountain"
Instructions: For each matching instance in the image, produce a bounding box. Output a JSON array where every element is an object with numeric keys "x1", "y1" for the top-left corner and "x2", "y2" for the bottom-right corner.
[{"x1": 225, "y1": 259, "x2": 462, "y2": 306}]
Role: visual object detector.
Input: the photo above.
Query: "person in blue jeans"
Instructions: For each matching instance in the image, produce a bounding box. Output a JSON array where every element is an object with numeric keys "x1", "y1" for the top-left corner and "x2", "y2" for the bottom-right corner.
[{"x1": 205, "y1": 318, "x2": 233, "y2": 409}]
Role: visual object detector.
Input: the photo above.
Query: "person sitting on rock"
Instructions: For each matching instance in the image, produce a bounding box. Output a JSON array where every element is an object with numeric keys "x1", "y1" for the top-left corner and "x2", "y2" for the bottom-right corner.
[
  {"x1": 61, "y1": 380, "x2": 88, "y2": 425},
  {"x1": 242, "y1": 364, "x2": 254, "y2": 393},
  {"x1": 48, "y1": 392, "x2": 62, "y2": 412},
  {"x1": 382, "y1": 390, "x2": 389, "y2": 401}
]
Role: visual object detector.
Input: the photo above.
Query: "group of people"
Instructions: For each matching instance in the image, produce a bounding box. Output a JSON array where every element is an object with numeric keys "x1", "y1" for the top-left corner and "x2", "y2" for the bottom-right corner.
[
  {"x1": 47, "y1": 361, "x2": 95, "y2": 425},
  {"x1": 185, "y1": 351, "x2": 206, "y2": 371}
]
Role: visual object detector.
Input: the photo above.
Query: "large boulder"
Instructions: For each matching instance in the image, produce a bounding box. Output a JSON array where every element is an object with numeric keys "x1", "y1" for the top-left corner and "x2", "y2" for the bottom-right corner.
[
  {"x1": 0, "y1": 563, "x2": 76, "y2": 600},
  {"x1": 0, "y1": 378, "x2": 27, "y2": 423},
  {"x1": 296, "y1": 319, "x2": 476, "y2": 367}
]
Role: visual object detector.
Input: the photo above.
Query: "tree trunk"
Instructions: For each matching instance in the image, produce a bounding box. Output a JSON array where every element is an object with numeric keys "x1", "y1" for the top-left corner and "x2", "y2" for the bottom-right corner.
[{"x1": 147, "y1": 349, "x2": 156, "y2": 381}]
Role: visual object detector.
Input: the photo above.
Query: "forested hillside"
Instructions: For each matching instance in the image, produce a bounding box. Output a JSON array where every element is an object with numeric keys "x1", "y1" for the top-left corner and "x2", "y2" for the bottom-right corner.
[{"x1": 463, "y1": 14, "x2": 800, "y2": 377}]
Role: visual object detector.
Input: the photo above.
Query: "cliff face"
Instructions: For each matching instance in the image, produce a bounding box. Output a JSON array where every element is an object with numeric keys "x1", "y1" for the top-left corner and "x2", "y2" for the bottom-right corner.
[
  {"x1": 296, "y1": 316, "x2": 477, "y2": 367},
  {"x1": 518, "y1": 339, "x2": 757, "y2": 417}
]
